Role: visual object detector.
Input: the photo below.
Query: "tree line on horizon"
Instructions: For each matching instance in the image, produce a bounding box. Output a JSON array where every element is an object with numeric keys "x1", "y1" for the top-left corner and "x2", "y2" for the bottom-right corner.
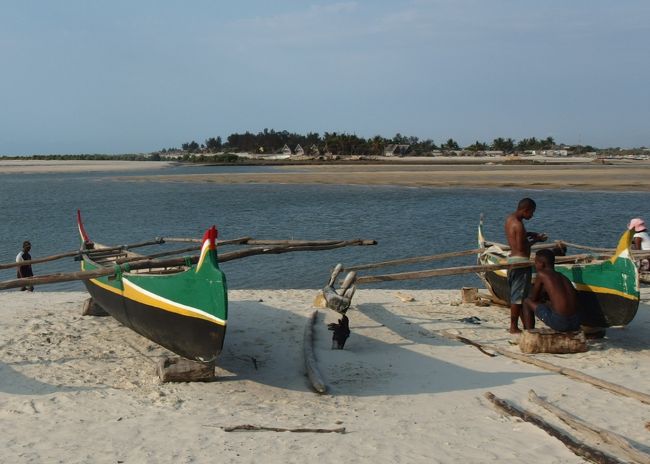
[{"x1": 168, "y1": 129, "x2": 598, "y2": 157}]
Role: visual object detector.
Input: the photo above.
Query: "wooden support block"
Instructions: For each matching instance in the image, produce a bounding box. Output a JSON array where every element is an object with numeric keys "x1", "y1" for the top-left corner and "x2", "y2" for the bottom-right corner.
[
  {"x1": 81, "y1": 298, "x2": 109, "y2": 317},
  {"x1": 582, "y1": 326, "x2": 607, "y2": 339},
  {"x1": 519, "y1": 328, "x2": 587, "y2": 354},
  {"x1": 157, "y1": 357, "x2": 215, "y2": 383},
  {"x1": 461, "y1": 287, "x2": 478, "y2": 304}
]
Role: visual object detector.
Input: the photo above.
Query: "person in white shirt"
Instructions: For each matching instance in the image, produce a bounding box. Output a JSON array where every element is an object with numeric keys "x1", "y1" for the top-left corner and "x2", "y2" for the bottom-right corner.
[
  {"x1": 628, "y1": 218, "x2": 650, "y2": 272},
  {"x1": 628, "y1": 218, "x2": 650, "y2": 250}
]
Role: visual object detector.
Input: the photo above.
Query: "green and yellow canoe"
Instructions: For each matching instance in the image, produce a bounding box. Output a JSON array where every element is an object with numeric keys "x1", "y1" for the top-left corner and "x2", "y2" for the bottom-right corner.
[
  {"x1": 477, "y1": 222, "x2": 639, "y2": 328},
  {"x1": 77, "y1": 211, "x2": 228, "y2": 362}
]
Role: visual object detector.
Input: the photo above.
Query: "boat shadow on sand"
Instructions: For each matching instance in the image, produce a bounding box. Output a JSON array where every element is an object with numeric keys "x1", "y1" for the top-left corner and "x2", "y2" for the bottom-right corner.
[
  {"x1": 0, "y1": 361, "x2": 99, "y2": 396},
  {"x1": 215, "y1": 299, "x2": 544, "y2": 397}
]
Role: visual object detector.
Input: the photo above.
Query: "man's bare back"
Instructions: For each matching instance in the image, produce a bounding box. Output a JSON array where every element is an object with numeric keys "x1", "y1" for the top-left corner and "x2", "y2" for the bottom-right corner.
[{"x1": 532, "y1": 269, "x2": 578, "y2": 317}]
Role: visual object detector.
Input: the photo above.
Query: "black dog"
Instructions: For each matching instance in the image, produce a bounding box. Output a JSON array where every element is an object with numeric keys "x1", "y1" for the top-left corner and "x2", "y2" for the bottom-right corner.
[{"x1": 328, "y1": 315, "x2": 350, "y2": 349}]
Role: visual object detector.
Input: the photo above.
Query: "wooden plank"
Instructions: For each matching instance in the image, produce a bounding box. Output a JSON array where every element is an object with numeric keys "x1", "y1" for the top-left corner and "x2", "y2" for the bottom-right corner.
[{"x1": 485, "y1": 392, "x2": 624, "y2": 464}]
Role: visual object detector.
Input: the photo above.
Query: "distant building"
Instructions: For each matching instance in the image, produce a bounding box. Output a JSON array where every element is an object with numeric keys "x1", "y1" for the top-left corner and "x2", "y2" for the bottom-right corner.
[
  {"x1": 281, "y1": 144, "x2": 292, "y2": 156},
  {"x1": 384, "y1": 144, "x2": 410, "y2": 156},
  {"x1": 294, "y1": 144, "x2": 305, "y2": 156}
]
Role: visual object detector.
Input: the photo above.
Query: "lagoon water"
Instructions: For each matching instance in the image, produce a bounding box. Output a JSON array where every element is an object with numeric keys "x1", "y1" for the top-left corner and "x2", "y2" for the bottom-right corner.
[{"x1": 0, "y1": 164, "x2": 645, "y2": 291}]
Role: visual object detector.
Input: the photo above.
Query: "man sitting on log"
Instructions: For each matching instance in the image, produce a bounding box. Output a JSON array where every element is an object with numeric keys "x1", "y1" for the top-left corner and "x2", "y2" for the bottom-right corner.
[{"x1": 523, "y1": 249, "x2": 580, "y2": 332}]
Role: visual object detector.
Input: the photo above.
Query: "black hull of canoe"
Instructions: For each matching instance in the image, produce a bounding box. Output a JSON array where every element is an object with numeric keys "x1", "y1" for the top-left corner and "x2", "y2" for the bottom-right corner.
[
  {"x1": 483, "y1": 270, "x2": 638, "y2": 328},
  {"x1": 83, "y1": 280, "x2": 225, "y2": 362}
]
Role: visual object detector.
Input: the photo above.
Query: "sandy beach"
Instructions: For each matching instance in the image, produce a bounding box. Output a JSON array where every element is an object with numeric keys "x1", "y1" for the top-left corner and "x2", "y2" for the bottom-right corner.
[
  {"x1": 119, "y1": 162, "x2": 650, "y2": 191},
  {"x1": 0, "y1": 160, "x2": 173, "y2": 174},
  {"x1": 1, "y1": 288, "x2": 648, "y2": 463}
]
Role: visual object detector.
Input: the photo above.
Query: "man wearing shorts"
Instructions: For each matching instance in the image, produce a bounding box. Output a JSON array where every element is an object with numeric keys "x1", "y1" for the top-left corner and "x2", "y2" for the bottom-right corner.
[
  {"x1": 505, "y1": 198, "x2": 547, "y2": 333},
  {"x1": 523, "y1": 249, "x2": 580, "y2": 332}
]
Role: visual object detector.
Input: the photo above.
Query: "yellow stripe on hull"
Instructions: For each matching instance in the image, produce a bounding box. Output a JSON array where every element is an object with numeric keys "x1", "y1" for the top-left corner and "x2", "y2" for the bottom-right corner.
[
  {"x1": 122, "y1": 279, "x2": 226, "y2": 326},
  {"x1": 573, "y1": 282, "x2": 638, "y2": 301}
]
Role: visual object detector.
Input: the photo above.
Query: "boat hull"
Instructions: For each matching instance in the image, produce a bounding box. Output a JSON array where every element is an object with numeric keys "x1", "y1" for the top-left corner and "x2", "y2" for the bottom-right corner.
[
  {"x1": 482, "y1": 268, "x2": 638, "y2": 327},
  {"x1": 83, "y1": 278, "x2": 226, "y2": 362},
  {"x1": 478, "y1": 224, "x2": 640, "y2": 328}
]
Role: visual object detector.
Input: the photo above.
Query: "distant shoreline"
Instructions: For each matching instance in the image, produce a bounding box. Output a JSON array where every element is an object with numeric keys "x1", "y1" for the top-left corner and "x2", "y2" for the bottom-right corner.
[
  {"x1": 3, "y1": 159, "x2": 650, "y2": 192},
  {"x1": 116, "y1": 162, "x2": 650, "y2": 192}
]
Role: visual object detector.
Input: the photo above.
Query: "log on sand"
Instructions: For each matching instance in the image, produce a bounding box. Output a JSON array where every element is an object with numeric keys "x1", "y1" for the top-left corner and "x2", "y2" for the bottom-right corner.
[
  {"x1": 529, "y1": 390, "x2": 650, "y2": 464},
  {"x1": 304, "y1": 310, "x2": 327, "y2": 394},
  {"x1": 518, "y1": 329, "x2": 588, "y2": 354},
  {"x1": 157, "y1": 357, "x2": 215, "y2": 383},
  {"x1": 485, "y1": 392, "x2": 624, "y2": 464}
]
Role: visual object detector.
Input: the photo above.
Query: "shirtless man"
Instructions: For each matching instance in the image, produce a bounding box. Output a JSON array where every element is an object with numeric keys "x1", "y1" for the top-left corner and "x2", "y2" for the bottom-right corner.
[
  {"x1": 504, "y1": 198, "x2": 547, "y2": 333},
  {"x1": 523, "y1": 249, "x2": 580, "y2": 332}
]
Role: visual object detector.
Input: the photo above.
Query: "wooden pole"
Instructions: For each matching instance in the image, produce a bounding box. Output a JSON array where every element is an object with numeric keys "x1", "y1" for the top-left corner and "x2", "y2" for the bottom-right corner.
[
  {"x1": 219, "y1": 240, "x2": 376, "y2": 263},
  {"x1": 491, "y1": 347, "x2": 650, "y2": 405},
  {"x1": 355, "y1": 254, "x2": 594, "y2": 284},
  {"x1": 0, "y1": 238, "x2": 165, "y2": 270},
  {"x1": 344, "y1": 248, "x2": 485, "y2": 272},
  {"x1": 529, "y1": 390, "x2": 650, "y2": 464},
  {"x1": 162, "y1": 237, "x2": 376, "y2": 247},
  {"x1": 485, "y1": 392, "x2": 623, "y2": 464},
  {"x1": 0, "y1": 240, "x2": 375, "y2": 291},
  {"x1": 440, "y1": 333, "x2": 650, "y2": 406}
]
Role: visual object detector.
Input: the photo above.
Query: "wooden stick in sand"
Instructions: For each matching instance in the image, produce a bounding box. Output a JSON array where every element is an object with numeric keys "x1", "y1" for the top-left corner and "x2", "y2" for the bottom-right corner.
[
  {"x1": 528, "y1": 390, "x2": 650, "y2": 464},
  {"x1": 218, "y1": 425, "x2": 345, "y2": 433},
  {"x1": 303, "y1": 310, "x2": 327, "y2": 394},
  {"x1": 485, "y1": 392, "x2": 623, "y2": 464}
]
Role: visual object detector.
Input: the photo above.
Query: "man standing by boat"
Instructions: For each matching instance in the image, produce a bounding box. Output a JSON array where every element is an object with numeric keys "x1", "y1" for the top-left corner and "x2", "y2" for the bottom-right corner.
[
  {"x1": 16, "y1": 240, "x2": 34, "y2": 291},
  {"x1": 504, "y1": 198, "x2": 547, "y2": 333}
]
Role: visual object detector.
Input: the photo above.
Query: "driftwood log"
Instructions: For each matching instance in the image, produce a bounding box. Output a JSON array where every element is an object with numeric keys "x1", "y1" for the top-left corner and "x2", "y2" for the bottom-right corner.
[
  {"x1": 157, "y1": 357, "x2": 215, "y2": 383},
  {"x1": 81, "y1": 298, "x2": 109, "y2": 317},
  {"x1": 485, "y1": 392, "x2": 624, "y2": 464},
  {"x1": 303, "y1": 310, "x2": 327, "y2": 394},
  {"x1": 519, "y1": 329, "x2": 588, "y2": 354},
  {"x1": 529, "y1": 390, "x2": 650, "y2": 464}
]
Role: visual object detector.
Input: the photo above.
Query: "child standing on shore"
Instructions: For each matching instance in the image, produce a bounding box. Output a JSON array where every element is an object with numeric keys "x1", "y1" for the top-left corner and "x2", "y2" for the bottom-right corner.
[{"x1": 16, "y1": 240, "x2": 34, "y2": 291}]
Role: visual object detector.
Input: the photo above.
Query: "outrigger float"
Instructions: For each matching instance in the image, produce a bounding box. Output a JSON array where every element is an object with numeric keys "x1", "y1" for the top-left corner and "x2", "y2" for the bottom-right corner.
[
  {"x1": 320, "y1": 220, "x2": 642, "y2": 333},
  {"x1": 0, "y1": 211, "x2": 376, "y2": 364}
]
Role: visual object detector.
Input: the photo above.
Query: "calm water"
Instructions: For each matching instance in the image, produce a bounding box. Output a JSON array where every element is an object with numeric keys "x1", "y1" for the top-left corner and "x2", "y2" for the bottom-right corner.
[{"x1": 0, "y1": 164, "x2": 645, "y2": 291}]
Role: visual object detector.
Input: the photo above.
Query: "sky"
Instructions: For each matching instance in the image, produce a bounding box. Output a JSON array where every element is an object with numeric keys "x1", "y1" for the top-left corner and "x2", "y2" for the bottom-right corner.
[{"x1": 0, "y1": 0, "x2": 648, "y2": 154}]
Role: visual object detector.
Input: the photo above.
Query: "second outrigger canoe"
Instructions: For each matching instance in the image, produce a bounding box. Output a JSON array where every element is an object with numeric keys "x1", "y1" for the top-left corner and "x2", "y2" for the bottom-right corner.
[
  {"x1": 478, "y1": 222, "x2": 640, "y2": 328},
  {"x1": 77, "y1": 211, "x2": 228, "y2": 362}
]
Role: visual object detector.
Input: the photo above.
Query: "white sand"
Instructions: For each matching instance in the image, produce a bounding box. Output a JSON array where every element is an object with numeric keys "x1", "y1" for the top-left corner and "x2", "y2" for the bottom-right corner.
[
  {"x1": 1, "y1": 288, "x2": 649, "y2": 463},
  {"x1": 0, "y1": 160, "x2": 173, "y2": 174}
]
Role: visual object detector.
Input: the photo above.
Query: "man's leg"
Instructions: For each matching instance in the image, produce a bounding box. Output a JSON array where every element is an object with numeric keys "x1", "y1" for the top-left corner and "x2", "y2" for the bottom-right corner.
[
  {"x1": 522, "y1": 298, "x2": 536, "y2": 329},
  {"x1": 509, "y1": 303, "x2": 522, "y2": 333}
]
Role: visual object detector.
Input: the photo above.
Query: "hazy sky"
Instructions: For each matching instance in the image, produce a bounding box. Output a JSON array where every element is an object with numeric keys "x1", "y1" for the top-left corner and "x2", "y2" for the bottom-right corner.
[{"x1": 1, "y1": 0, "x2": 648, "y2": 154}]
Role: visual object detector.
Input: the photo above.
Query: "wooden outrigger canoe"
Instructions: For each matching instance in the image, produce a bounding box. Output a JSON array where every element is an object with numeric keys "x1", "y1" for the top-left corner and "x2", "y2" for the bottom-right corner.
[
  {"x1": 77, "y1": 211, "x2": 228, "y2": 362},
  {"x1": 477, "y1": 222, "x2": 640, "y2": 328}
]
